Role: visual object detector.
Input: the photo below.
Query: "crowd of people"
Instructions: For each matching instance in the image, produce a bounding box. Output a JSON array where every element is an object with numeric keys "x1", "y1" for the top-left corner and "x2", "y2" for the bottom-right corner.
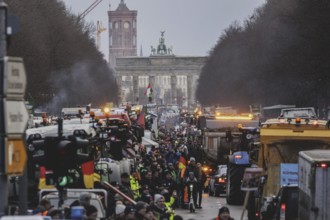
[
  {"x1": 27, "y1": 111, "x2": 236, "y2": 219},
  {"x1": 107, "y1": 126, "x2": 207, "y2": 219}
]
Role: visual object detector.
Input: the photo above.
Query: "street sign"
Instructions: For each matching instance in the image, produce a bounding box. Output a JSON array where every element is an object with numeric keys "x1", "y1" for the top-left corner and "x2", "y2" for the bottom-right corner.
[
  {"x1": 4, "y1": 100, "x2": 29, "y2": 134},
  {"x1": 241, "y1": 167, "x2": 263, "y2": 191},
  {"x1": 1, "y1": 56, "x2": 26, "y2": 98},
  {"x1": 6, "y1": 138, "x2": 27, "y2": 176}
]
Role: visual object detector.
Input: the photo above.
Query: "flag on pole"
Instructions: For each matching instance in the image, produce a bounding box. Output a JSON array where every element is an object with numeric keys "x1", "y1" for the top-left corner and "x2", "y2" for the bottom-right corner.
[
  {"x1": 144, "y1": 83, "x2": 153, "y2": 97},
  {"x1": 137, "y1": 106, "x2": 145, "y2": 129},
  {"x1": 179, "y1": 156, "x2": 186, "y2": 169},
  {"x1": 38, "y1": 166, "x2": 55, "y2": 189},
  {"x1": 81, "y1": 160, "x2": 94, "y2": 189}
]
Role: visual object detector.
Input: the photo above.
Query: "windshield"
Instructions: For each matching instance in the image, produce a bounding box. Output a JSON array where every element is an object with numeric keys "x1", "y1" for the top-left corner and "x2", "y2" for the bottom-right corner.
[
  {"x1": 280, "y1": 108, "x2": 316, "y2": 119},
  {"x1": 47, "y1": 197, "x2": 105, "y2": 218}
]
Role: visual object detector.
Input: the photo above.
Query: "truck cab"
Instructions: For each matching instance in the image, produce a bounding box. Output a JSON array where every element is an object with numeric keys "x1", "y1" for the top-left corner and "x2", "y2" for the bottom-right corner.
[
  {"x1": 255, "y1": 108, "x2": 330, "y2": 219},
  {"x1": 298, "y1": 150, "x2": 330, "y2": 220}
]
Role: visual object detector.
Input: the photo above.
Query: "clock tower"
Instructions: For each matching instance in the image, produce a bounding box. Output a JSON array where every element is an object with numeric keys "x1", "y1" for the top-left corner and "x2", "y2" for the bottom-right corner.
[{"x1": 108, "y1": 0, "x2": 137, "y2": 67}]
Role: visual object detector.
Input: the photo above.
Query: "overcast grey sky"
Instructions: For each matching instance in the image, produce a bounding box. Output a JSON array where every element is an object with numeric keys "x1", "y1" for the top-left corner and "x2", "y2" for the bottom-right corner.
[{"x1": 63, "y1": 0, "x2": 266, "y2": 61}]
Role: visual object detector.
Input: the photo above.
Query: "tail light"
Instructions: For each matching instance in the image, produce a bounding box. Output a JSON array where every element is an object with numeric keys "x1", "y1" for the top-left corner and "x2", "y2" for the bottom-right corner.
[
  {"x1": 234, "y1": 154, "x2": 242, "y2": 159},
  {"x1": 280, "y1": 204, "x2": 286, "y2": 220},
  {"x1": 218, "y1": 178, "x2": 226, "y2": 183},
  {"x1": 316, "y1": 163, "x2": 328, "y2": 168},
  {"x1": 321, "y1": 163, "x2": 328, "y2": 168}
]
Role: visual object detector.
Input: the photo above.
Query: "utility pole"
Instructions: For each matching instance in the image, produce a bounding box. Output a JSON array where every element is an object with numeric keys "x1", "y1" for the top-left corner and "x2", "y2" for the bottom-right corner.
[{"x1": 0, "y1": 0, "x2": 8, "y2": 216}]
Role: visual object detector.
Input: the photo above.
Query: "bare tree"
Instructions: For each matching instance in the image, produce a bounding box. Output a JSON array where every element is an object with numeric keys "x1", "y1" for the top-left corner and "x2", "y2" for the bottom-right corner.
[{"x1": 7, "y1": 0, "x2": 118, "y2": 110}]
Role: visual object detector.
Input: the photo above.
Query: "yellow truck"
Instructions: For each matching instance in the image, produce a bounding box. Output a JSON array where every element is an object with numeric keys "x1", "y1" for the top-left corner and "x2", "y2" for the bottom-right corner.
[{"x1": 254, "y1": 107, "x2": 330, "y2": 219}]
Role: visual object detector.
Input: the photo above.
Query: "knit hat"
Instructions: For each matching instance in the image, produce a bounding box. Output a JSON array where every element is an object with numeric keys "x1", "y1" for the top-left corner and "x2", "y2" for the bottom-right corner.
[
  {"x1": 115, "y1": 204, "x2": 126, "y2": 215},
  {"x1": 190, "y1": 157, "x2": 196, "y2": 162},
  {"x1": 141, "y1": 185, "x2": 149, "y2": 191},
  {"x1": 124, "y1": 206, "x2": 136, "y2": 215},
  {"x1": 219, "y1": 206, "x2": 230, "y2": 215},
  {"x1": 154, "y1": 194, "x2": 164, "y2": 204}
]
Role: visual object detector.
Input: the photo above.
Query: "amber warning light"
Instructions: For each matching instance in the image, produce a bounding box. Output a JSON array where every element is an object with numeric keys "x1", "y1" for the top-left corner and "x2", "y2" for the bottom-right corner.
[{"x1": 215, "y1": 114, "x2": 253, "y2": 120}]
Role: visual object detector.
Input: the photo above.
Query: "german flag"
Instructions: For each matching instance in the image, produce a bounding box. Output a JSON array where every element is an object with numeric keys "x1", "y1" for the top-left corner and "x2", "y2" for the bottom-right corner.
[
  {"x1": 179, "y1": 156, "x2": 186, "y2": 169},
  {"x1": 81, "y1": 161, "x2": 94, "y2": 189},
  {"x1": 38, "y1": 166, "x2": 55, "y2": 189}
]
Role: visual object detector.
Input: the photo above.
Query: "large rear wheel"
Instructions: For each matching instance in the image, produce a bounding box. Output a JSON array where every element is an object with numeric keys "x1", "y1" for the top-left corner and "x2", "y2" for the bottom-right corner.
[{"x1": 226, "y1": 164, "x2": 247, "y2": 205}]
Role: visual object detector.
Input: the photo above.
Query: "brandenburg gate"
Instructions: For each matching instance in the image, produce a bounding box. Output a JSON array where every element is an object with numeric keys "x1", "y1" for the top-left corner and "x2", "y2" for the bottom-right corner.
[{"x1": 114, "y1": 32, "x2": 207, "y2": 107}]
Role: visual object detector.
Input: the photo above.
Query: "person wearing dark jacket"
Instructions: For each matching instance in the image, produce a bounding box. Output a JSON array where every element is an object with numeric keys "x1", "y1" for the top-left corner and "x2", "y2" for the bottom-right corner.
[
  {"x1": 119, "y1": 173, "x2": 135, "y2": 202},
  {"x1": 184, "y1": 157, "x2": 201, "y2": 181},
  {"x1": 185, "y1": 172, "x2": 199, "y2": 208},
  {"x1": 196, "y1": 162, "x2": 207, "y2": 208},
  {"x1": 135, "y1": 201, "x2": 148, "y2": 220},
  {"x1": 140, "y1": 171, "x2": 157, "y2": 195},
  {"x1": 162, "y1": 170, "x2": 177, "y2": 195},
  {"x1": 139, "y1": 185, "x2": 153, "y2": 204},
  {"x1": 213, "y1": 206, "x2": 235, "y2": 220}
]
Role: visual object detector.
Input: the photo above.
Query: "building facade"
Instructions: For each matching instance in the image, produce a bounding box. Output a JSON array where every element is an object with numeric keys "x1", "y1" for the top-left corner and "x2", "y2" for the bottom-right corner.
[
  {"x1": 115, "y1": 55, "x2": 206, "y2": 107},
  {"x1": 108, "y1": 0, "x2": 137, "y2": 67},
  {"x1": 109, "y1": 1, "x2": 206, "y2": 107}
]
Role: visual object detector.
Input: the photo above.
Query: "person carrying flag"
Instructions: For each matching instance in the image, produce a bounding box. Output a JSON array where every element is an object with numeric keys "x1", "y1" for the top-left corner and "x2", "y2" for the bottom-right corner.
[{"x1": 144, "y1": 83, "x2": 153, "y2": 103}]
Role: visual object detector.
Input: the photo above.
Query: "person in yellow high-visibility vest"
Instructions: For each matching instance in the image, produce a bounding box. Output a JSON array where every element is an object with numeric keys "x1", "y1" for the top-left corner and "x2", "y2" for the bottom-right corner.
[
  {"x1": 162, "y1": 189, "x2": 175, "y2": 220},
  {"x1": 130, "y1": 171, "x2": 141, "y2": 199}
]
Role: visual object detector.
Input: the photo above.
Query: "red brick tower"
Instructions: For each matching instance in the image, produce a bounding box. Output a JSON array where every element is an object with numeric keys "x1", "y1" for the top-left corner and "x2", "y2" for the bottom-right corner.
[{"x1": 108, "y1": 0, "x2": 137, "y2": 67}]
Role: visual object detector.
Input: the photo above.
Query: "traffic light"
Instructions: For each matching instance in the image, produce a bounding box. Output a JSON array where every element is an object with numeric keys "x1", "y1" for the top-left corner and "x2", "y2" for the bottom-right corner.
[{"x1": 31, "y1": 135, "x2": 92, "y2": 177}]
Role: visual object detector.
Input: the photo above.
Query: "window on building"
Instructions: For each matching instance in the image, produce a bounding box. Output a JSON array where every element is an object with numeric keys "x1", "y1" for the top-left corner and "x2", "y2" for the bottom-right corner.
[
  {"x1": 114, "y1": 22, "x2": 118, "y2": 29},
  {"x1": 133, "y1": 20, "x2": 136, "y2": 28},
  {"x1": 125, "y1": 33, "x2": 130, "y2": 47},
  {"x1": 124, "y1": 21, "x2": 130, "y2": 29},
  {"x1": 119, "y1": 34, "x2": 122, "y2": 46}
]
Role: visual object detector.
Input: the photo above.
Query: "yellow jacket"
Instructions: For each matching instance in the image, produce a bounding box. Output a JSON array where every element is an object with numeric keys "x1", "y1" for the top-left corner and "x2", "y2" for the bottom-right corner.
[{"x1": 130, "y1": 175, "x2": 140, "y2": 199}]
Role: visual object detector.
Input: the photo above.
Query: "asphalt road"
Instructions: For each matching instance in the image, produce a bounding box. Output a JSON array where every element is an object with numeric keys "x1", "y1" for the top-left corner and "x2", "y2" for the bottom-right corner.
[{"x1": 175, "y1": 193, "x2": 248, "y2": 220}]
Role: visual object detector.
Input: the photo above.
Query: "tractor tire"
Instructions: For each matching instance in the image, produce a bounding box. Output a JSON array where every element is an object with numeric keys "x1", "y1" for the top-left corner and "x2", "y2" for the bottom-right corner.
[{"x1": 226, "y1": 164, "x2": 247, "y2": 205}]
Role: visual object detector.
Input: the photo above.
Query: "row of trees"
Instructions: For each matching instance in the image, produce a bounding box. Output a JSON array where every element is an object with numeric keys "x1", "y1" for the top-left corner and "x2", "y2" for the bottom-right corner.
[
  {"x1": 7, "y1": 0, "x2": 118, "y2": 113},
  {"x1": 196, "y1": 0, "x2": 330, "y2": 111}
]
